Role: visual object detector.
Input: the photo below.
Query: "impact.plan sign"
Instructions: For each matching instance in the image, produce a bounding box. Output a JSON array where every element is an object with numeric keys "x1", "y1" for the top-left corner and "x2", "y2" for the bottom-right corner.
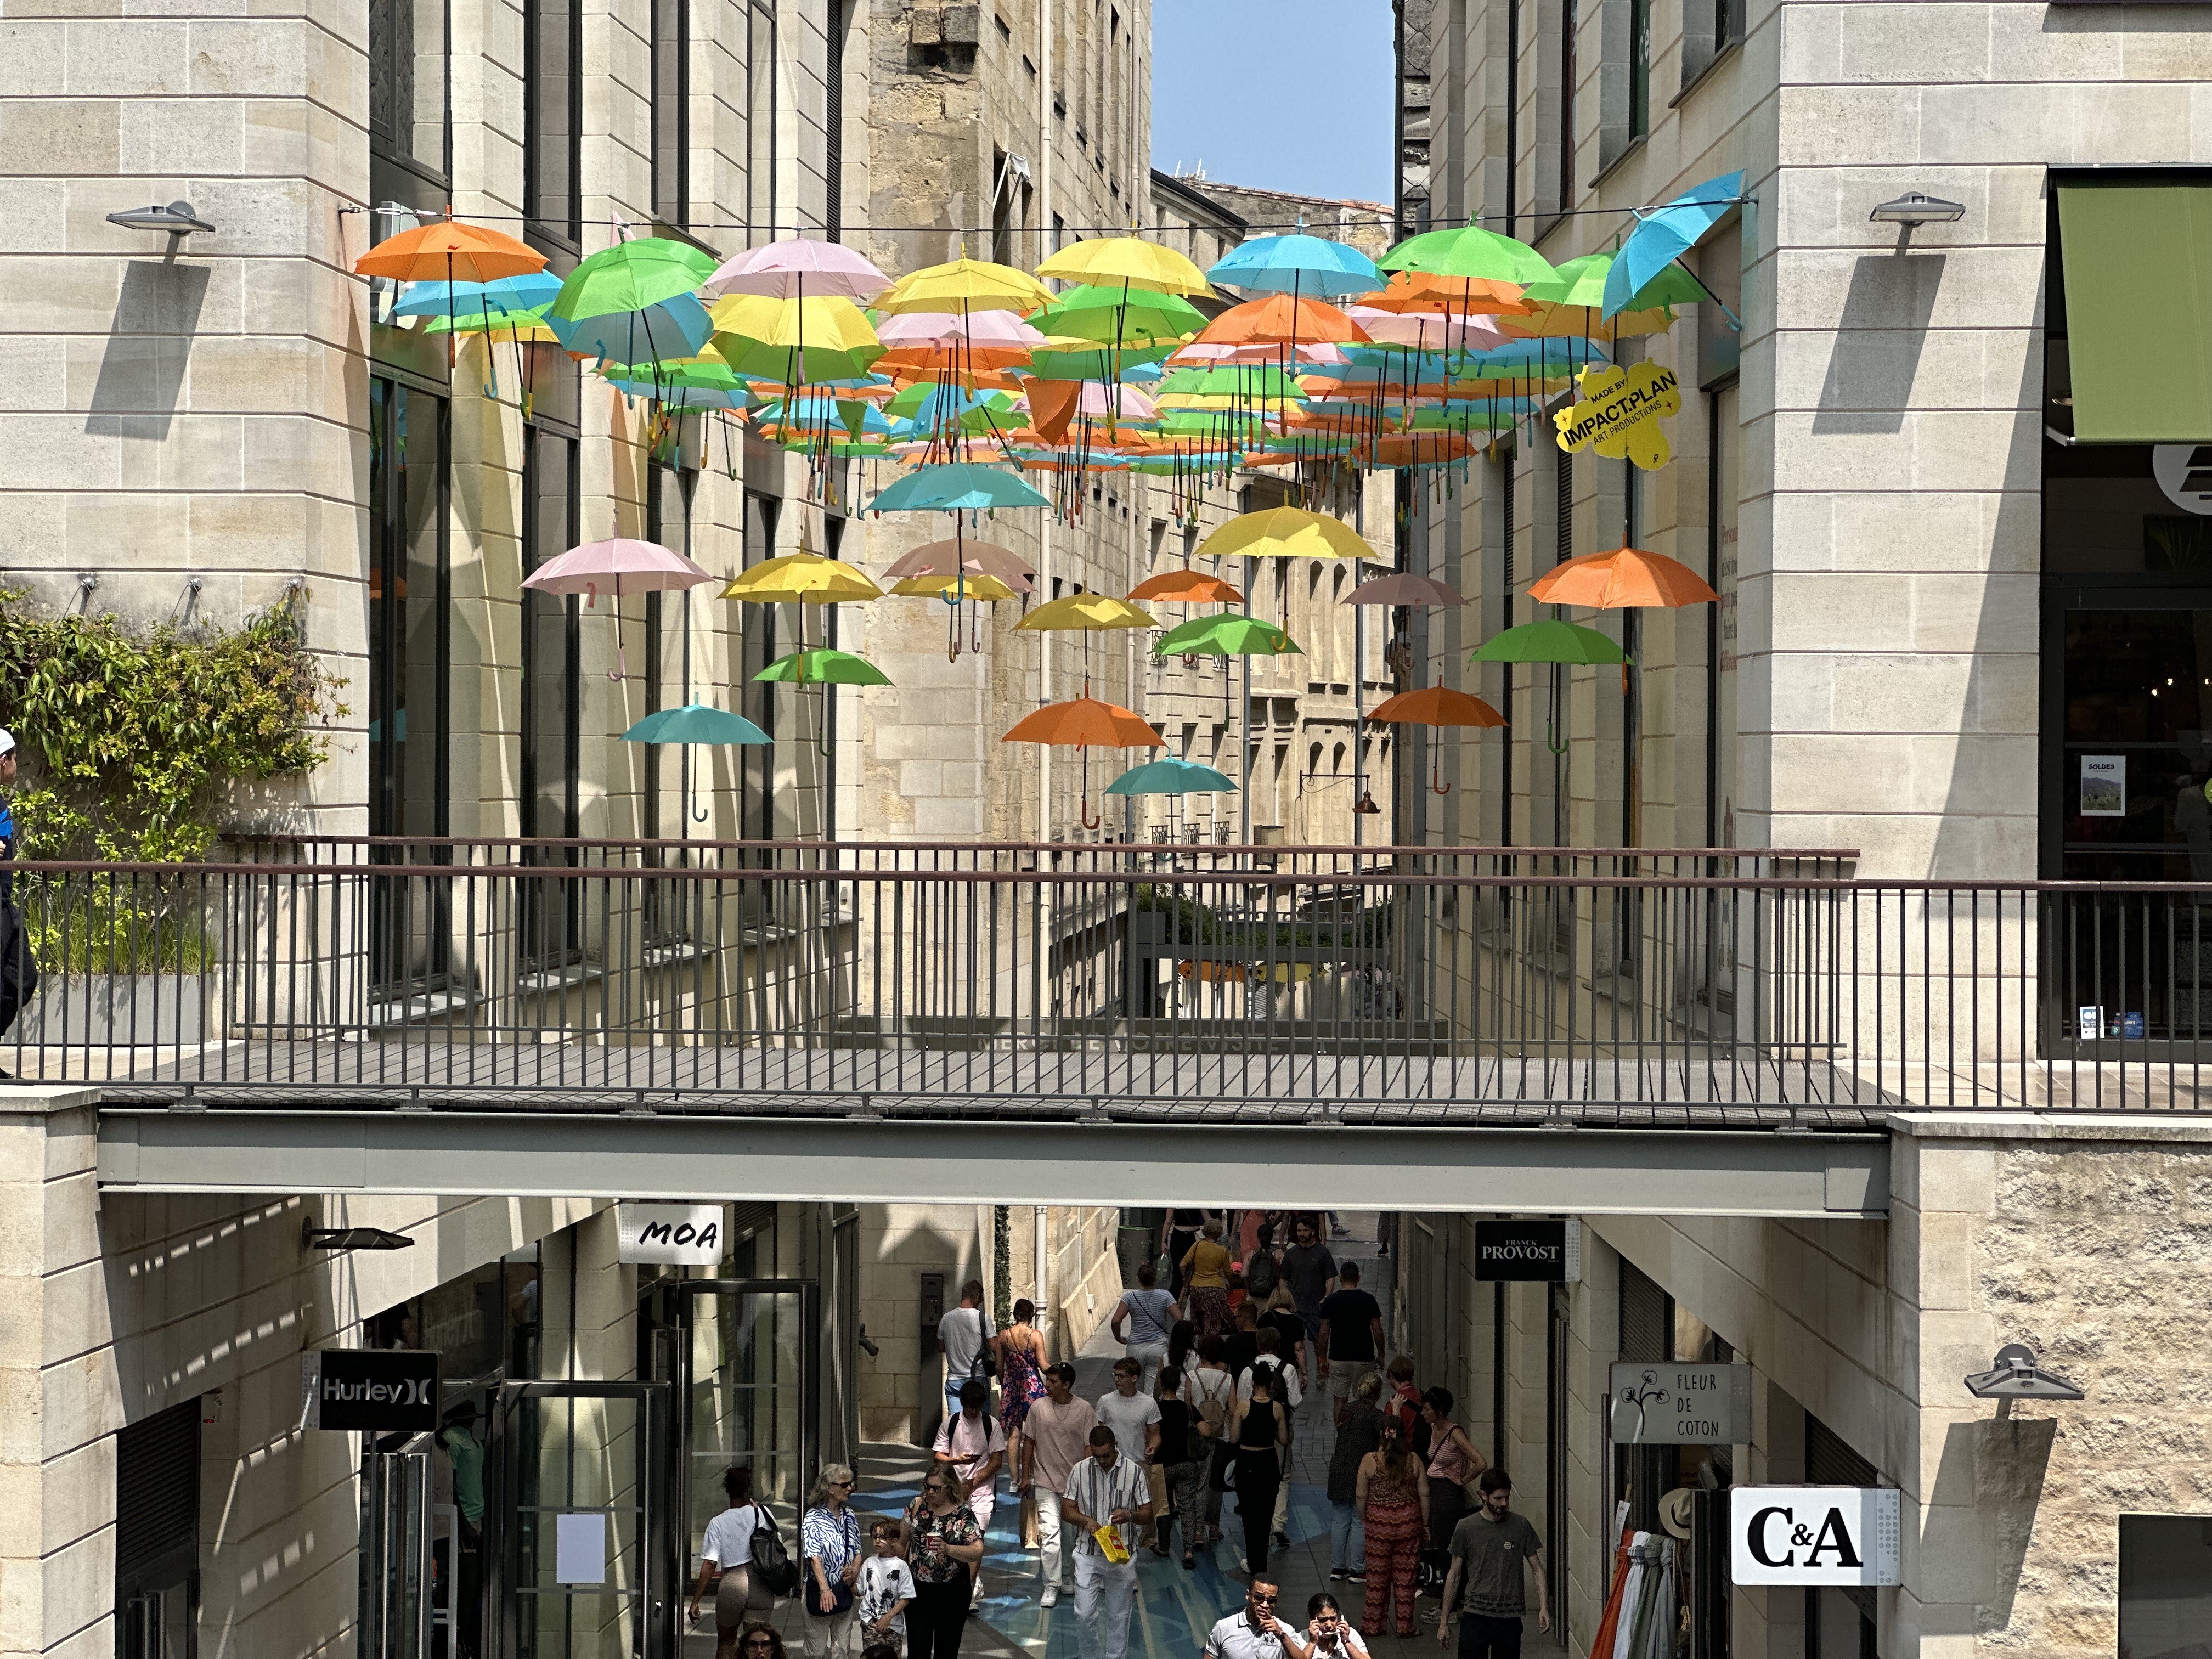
[
  {"x1": 1729, "y1": 1486, "x2": 1903, "y2": 1587},
  {"x1": 1608, "y1": 1361, "x2": 1752, "y2": 1445},
  {"x1": 616, "y1": 1202, "x2": 727, "y2": 1265}
]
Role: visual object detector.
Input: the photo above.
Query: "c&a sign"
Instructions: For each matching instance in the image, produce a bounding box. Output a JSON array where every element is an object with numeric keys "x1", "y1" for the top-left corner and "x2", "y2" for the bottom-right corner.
[{"x1": 1729, "y1": 1486, "x2": 1902, "y2": 1586}]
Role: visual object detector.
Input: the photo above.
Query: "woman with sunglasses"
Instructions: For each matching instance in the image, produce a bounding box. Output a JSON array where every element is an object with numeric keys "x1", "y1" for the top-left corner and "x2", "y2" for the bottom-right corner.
[
  {"x1": 900, "y1": 1468, "x2": 986, "y2": 1659},
  {"x1": 736, "y1": 1623, "x2": 786, "y2": 1659},
  {"x1": 803, "y1": 1463, "x2": 864, "y2": 1657}
]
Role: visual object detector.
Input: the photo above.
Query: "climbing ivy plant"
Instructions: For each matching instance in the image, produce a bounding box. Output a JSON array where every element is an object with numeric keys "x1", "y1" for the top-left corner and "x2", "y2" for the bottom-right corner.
[{"x1": 0, "y1": 590, "x2": 346, "y2": 863}]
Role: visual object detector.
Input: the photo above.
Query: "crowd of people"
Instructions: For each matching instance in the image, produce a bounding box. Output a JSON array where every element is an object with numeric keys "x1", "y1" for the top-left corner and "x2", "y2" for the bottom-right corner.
[{"x1": 685, "y1": 1210, "x2": 1551, "y2": 1659}]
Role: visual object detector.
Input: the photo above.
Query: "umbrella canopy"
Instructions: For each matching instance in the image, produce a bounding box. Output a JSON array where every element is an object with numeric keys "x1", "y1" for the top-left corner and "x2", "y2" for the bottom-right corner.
[
  {"x1": 874, "y1": 308, "x2": 1047, "y2": 371},
  {"x1": 622, "y1": 703, "x2": 771, "y2": 744},
  {"x1": 1469, "y1": 619, "x2": 1629, "y2": 665},
  {"x1": 1367, "y1": 686, "x2": 1506, "y2": 727},
  {"x1": 721, "y1": 552, "x2": 884, "y2": 603},
  {"x1": 867, "y1": 462, "x2": 1052, "y2": 512},
  {"x1": 891, "y1": 573, "x2": 1023, "y2": 602},
  {"x1": 1015, "y1": 594, "x2": 1157, "y2": 632},
  {"x1": 883, "y1": 538, "x2": 1035, "y2": 583},
  {"x1": 1362, "y1": 270, "x2": 1537, "y2": 317},
  {"x1": 1127, "y1": 570, "x2": 1242, "y2": 604},
  {"x1": 553, "y1": 238, "x2": 717, "y2": 321},
  {"x1": 878, "y1": 257, "x2": 1054, "y2": 316},
  {"x1": 1602, "y1": 171, "x2": 1746, "y2": 318},
  {"x1": 1037, "y1": 237, "x2": 1212, "y2": 297},
  {"x1": 357, "y1": 219, "x2": 547, "y2": 283},
  {"x1": 1033, "y1": 284, "x2": 1208, "y2": 346},
  {"x1": 1527, "y1": 546, "x2": 1719, "y2": 608},
  {"x1": 1191, "y1": 294, "x2": 1370, "y2": 349},
  {"x1": 1347, "y1": 304, "x2": 1519, "y2": 353},
  {"x1": 548, "y1": 293, "x2": 714, "y2": 363},
  {"x1": 755, "y1": 647, "x2": 894, "y2": 686},
  {"x1": 1206, "y1": 235, "x2": 1381, "y2": 298},
  {"x1": 1001, "y1": 697, "x2": 1167, "y2": 748},
  {"x1": 1198, "y1": 506, "x2": 1375, "y2": 561},
  {"x1": 710, "y1": 293, "x2": 886, "y2": 383},
  {"x1": 522, "y1": 538, "x2": 713, "y2": 602},
  {"x1": 1345, "y1": 574, "x2": 1466, "y2": 607},
  {"x1": 424, "y1": 304, "x2": 557, "y2": 340},
  {"x1": 1154, "y1": 613, "x2": 1302, "y2": 657},
  {"x1": 1103, "y1": 758, "x2": 1239, "y2": 795},
  {"x1": 706, "y1": 238, "x2": 891, "y2": 301},
  {"x1": 1381, "y1": 223, "x2": 1556, "y2": 286}
]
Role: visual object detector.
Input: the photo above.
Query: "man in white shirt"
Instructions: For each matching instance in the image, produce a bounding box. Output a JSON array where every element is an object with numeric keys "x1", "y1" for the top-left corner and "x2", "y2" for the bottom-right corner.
[
  {"x1": 1061, "y1": 1426, "x2": 1152, "y2": 1659},
  {"x1": 936, "y1": 1279, "x2": 990, "y2": 1423},
  {"x1": 1019, "y1": 1363, "x2": 1096, "y2": 1606},
  {"x1": 932, "y1": 1377, "x2": 1006, "y2": 1607},
  {"x1": 1094, "y1": 1358, "x2": 1161, "y2": 1465},
  {"x1": 1204, "y1": 1578, "x2": 1316, "y2": 1659}
]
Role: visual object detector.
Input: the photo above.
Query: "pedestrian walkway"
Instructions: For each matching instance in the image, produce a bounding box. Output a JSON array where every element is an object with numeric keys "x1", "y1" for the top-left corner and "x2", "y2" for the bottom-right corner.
[{"x1": 833, "y1": 1212, "x2": 1562, "y2": 1659}]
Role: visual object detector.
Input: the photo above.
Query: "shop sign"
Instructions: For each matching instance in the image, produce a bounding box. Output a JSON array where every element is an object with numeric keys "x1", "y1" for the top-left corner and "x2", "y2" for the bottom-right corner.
[
  {"x1": 1729, "y1": 1486, "x2": 1902, "y2": 1586},
  {"x1": 1555, "y1": 361, "x2": 1682, "y2": 470},
  {"x1": 1609, "y1": 1361, "x2": 1752, "y2": 1444},
  {"x1": 301, "y1": 1348, "x2": 441, "y2": 1431},
  {"x1": 1474, "y1": 1220, "x2": 1582, "y2": 1282},
  {"x1": 616, "y1": 1202, "x2": 726, "y2": 1265}
]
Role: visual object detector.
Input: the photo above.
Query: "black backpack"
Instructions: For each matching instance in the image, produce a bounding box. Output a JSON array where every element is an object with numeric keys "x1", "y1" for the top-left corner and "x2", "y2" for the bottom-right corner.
[{"x1": 749, "y1": 1508, "x2": 800, "y2": 1597}]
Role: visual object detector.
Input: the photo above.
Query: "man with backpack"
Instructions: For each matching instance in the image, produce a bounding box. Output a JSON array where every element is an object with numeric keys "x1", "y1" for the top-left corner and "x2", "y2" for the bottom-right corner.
[{"x1": 936, "y1": 1279, "x2": 992, "y2": 1425}]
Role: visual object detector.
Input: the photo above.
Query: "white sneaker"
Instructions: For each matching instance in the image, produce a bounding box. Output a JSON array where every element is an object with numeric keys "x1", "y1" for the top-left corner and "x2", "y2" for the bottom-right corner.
[{"x1": 1041, "y1": 1584, "x2": 1059, "y2": 1608}]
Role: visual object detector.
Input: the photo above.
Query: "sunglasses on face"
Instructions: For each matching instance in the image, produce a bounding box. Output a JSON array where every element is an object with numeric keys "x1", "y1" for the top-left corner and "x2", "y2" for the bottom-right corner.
[{"x1": 1249, "y1": 1592, "x2": 1278, "y2": 1604}]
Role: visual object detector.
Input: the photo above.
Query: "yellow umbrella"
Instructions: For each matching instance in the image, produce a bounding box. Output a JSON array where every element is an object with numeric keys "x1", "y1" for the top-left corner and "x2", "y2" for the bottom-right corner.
[
  {"x1": 1037, "y1": 237, "x2": 1213, "y2": 298},
  {"x1": 720, "y1": 552, "x2": 885, "y2": 602},
  {"x1": 709, "y1": 293, "x2": 883, "y2": 353},
  {"x1": 877, "y1": 257, "x2": 1054, "y2": 317},
  {"x1": 892, "y1": 573, "x2": 1022, "y2": 602},
  {"x1": 1514, "y1": 301, "x2": 1675, "y2": 342},
  {"x1": 1197, "y1": 506, "x2": 1375, "y2": 561},
  {"x1": 1013, "y1": 594, "x2": 1158, "y2": 631}
]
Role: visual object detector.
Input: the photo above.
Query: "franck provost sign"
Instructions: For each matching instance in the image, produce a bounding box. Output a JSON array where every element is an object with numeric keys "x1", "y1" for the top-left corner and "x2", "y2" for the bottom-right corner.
[
  {"x1": 301, "y1": 1348, "x2": 441, "y2": 1431},
  {"x1": 1474, "y1": 1220, "x2": 1582, "y2": 1281},
  {"x1": 1729, "y1": 1486, "x2": 1903, "y2": 1587}
]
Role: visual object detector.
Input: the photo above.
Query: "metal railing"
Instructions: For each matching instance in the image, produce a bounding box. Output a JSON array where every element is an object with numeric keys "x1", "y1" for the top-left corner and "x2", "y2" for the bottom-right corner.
[{"x1": 10, "y1": 839, "x2": 2212, "y2": 1122}]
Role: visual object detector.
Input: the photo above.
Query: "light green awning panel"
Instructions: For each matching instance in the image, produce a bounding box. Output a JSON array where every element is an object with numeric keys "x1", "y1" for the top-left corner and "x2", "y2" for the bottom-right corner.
[{"x1": 2057, "y1": 182, "x2": 2212, "y2": 444}]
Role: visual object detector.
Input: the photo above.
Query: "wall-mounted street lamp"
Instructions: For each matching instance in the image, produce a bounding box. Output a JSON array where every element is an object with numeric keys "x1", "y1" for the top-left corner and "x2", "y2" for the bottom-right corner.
[
  {"x1": 106, "y1": 200, "x2": 217, "y2": 248},
  {"x1": 1870, "y1": 191, "x2": 1965, "y2": 252},
  {"x1": 1965, "y1": 1342, "x2": 2084, "y2": 1404},
  {"x1": 302, "y1": 1219, "x2": 416, "y2": 1252}
]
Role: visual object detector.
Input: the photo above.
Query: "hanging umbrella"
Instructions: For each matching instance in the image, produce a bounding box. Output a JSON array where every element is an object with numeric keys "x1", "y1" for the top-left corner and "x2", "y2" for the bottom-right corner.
[
  {"x1": 1345, "y1": 574, "x2": 1466, "y2": 607},
  {"x1": 1036, "y1": 237, "x2": 1212, "y2": 297},
  {"x1": 875, "y1": 309, "x2": 1048, "y2": 375},
  {"x1": 1103, "y1": 758, "x2": 1239, "y2": 795},
  {"x1": 1380, "y1": 222, "x2": 1556, "y2": 286},
  {"x1": 1366, "y1": 685, "x2": 1506, "y2": 795},
  {"x1": 1361, "y1": 269, "x2": 1537, "y2": 317},
  {"x1": 622, "y1": 702, "x2": 770, "y2": 824},
  {"x1": 867, "y1": 462, "x2": 1051, "y2": 512},
  {"x1": 1528, "y1": 546, "x2": 1718, "y2": 608},
  {"x1": 1153, "y1": 613, "x2": 1301, "y2": 657},
  {"x1": 1603, "y1": 171, "x2": 1747, "y2": 319},
  {"x1": 554, "y1": 238, "x2": 718, "y2": 321},
  {"x1": 1517, "y1": 252, "x2": 1698, "y2": 341},
  {"x1": 706, "y1": 238, "x2": 891, "y2": 301},
  {"x1": 357, "y1": 219, "x2": 546, "y2": 284},
  {"x1": 883, "y1": 538, "x2": 1035, "y2": 584},
  {"x1": 522, "y1": 538, "x2": 715, "y2": 680},
  {"x1": 1206, "y1": 235, "x2": 1382, "y2": 299},
  {"x1": 1198, "y1": 506, "x2": 1374, "y2": 561},
  {"x1": 878, "y1": 257, "x2": 1055, "y2": 317},
  {"x1": 1003, "y1": 695, "x2": 1167, "y2": 830},
  {"x1": 1015, "y1": 594, "x2": 1158, "y2": 633},
  {"x1": 720, "y1": 552, "x2": 885, "y2": 603},
  {"x1": 1034, "y1": 284, "x2": 1207, "y2": 346},
  {"x1": 546, "y1": 294, "x2": 714, "y2": 365},
  {"x1": 1127, "y1": 570, "x2": 1242, "y2": 604},
  {"x1": 710, "y1": 292, "x2": 885, "y2": 387},
  {"x1": 756, "y1": 647, "x2": 892, "y2": 757},
  {"x1": 891, "y1": 573, "x2": 1023, "y2": 602},
  {"x1": 1470, "y1": 619, "x2": 1628, "y2": 664}
]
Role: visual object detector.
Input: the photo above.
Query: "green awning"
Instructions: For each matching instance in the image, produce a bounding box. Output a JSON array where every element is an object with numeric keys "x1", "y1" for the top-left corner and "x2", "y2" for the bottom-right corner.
[{"x1": 2057, "y1": 182, "x2": 2212, "y2": 443}]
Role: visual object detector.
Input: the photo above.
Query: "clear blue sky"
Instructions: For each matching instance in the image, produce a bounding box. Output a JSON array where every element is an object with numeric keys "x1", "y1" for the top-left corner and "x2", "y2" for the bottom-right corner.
[{"x1": 1152, "y1": 0, "x2": 1395, "y2": 206}]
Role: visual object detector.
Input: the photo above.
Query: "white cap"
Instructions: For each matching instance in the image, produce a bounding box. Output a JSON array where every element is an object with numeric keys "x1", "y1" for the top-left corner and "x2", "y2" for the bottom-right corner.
[{"x1": 0, "y1": 729, "x2": 14, "y2": 758}]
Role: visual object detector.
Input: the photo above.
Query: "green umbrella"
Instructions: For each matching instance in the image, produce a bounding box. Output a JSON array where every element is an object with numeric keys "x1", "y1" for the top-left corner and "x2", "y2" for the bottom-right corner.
[
  {"x1": 1154, "y1": 613, "x2": 1303, "y2": 657},
  {"x1": 1379, "y1": 224, "x2": 1556, "y2": 286},
  {"x1": 1027, "y1": 342, "x2": 1179, "y2": 382},
  {"x1": 1521, "y1": 251, "x2": 1707, "y2": 310},
  {"x1": 1035, "y1": 284, "x2": 1207, "y2": 346},
  {"x1": 553, "y1": 238, "x2": 718, "y2": 323},
  {"x1": 1468, "y1": 619, "x2": 1628, "y2": 665},
  {"x1": 755, "y1": 648, "x2": 893, "y2": 686},
  {"x1": 714, "y1": 332, "x2": 882, "y2": 386}
]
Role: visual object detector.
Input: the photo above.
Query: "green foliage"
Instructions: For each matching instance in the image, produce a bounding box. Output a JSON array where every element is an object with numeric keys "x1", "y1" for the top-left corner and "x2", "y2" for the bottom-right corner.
[{"x1": 0, "y1": 589, "x2": 346, "y2": 863}]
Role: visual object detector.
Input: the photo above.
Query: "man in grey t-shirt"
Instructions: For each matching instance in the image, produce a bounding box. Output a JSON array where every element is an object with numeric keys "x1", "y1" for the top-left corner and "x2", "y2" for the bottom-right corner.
[
  {"x1": 938, "y1": 1279, "x2": 989, "y2": 1422},
  {"x1": 1438, "y1": 1469, "x2": 1549, "y2": 1658}
]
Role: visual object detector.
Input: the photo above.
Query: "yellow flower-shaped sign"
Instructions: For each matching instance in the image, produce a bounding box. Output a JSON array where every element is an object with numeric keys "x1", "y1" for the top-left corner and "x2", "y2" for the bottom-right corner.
[{"x1": 1554, "y1": 360, "x2": 1683, "y2": 471}]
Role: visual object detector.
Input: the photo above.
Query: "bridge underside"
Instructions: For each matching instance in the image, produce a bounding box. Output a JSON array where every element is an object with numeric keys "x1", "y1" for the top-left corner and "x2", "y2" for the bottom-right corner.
[{"x1": 95, "y1": 1107, "x2": 1891, "y2": 1217}]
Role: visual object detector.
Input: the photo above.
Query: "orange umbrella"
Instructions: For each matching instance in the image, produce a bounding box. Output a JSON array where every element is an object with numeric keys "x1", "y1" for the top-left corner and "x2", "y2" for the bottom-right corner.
[
  {"x1": 354, "y1": 219, "x2": 547, "y2": 283},
  {"x1": 1358, "y1": 270, "x2": 1537, "y2": 317},
  {"x1": 1365, "y1": 685, "x2": 1505, "y2": 795},
  {"x1": 1527, "y1": 545, "x2": 1718, "y2": 608},
  {"x1": 1128, "y1": 569, "x2": 1243, "y2": 604},
  {"x1": 1003, "y1": 696, "x2": 1166, "y2": 831},
  {"x1": 1190, "y1": 294, "x2": 1369, "y2": 348}
]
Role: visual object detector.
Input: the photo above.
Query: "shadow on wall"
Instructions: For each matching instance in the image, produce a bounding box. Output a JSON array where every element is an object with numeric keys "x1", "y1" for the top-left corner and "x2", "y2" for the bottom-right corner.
[
  {"x1": 1811, "y1": 253, "x2": 1947, "y2": 436},
  {"x1": 1927, "y1": 1413, "x2": 2057, "y2": 1637},
  {"x1": 86, "y1": 259, "x2": 210, "y2": 439}
]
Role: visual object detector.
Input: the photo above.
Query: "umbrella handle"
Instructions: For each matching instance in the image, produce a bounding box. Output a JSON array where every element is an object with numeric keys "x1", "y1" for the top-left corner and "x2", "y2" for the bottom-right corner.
[
  {"x1": 1080, "y1": 797, "x2": 1101, "y2": 831},
  {"x1": 1430, "y1": 751, "x2": 1451, "y2": 796}
]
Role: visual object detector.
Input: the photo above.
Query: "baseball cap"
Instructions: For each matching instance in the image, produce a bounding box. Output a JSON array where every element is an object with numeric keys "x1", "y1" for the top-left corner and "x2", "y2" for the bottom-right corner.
[{"x1": 0, "y1": 729, "x2": 14, "y2": 758}]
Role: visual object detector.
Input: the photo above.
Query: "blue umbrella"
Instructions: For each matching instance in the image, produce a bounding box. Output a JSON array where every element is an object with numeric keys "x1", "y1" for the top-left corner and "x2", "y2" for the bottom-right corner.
[
  {"x1": 1602, "y1": 171, "x2": 1745, "y2": 319},
  {"x1": 1104, "y1": 758, "x2": 1239, "y2": 795},
  {"x1": 483, "y1": 271, "x2": 562, "y2": 311},
  {"x1": 622, "y1": 704, "x2": 770, "y2": 744},
  {"x1": 546, "y1": 292, "x2": 714, "y2": 364},
  {"x1": 868, "y1": 462, "x2": 1051, "y2": 512},
  {"x1": 394, "y1": 280, "x2": 487, "y2": 318},
  {"x1": 1206, "y1": 235, "x2": 1381, "y2": 300}
]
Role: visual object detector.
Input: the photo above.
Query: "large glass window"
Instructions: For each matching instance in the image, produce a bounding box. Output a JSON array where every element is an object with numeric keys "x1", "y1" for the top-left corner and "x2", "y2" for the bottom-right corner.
[
  {"x1": 651, "y1": 0, "x2": 689, "y2": 225},
  {"x1": 521, "y1": 427, "x2": 580, "y2": 845},
  {"x1": 526, "y1": 0, "x2": 582, "y2": 244},
  {"x1": 747, "y1": 2, "x2": 778, "y2": 244},
  {"x1": 368, "y1": 378, "x2": 450, "y2": 840},
  {"x1": 2121, "y1": 1514, "x2": 2212, "y2": 1659},
  {"x1": 369, "y1": 0, "x2": 449, "y2": 204},
  {"x1": 1628, "y1": 0, "x2": 1650, "y2": 138}
]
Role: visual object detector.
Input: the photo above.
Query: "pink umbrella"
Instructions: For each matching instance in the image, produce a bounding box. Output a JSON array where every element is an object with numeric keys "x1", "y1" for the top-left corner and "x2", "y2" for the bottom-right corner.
[
  {"x1": 883, "y1": 538, "x2": 1036, "y2": 586},
  {"x1": 874, "y1": 310, "x2": 1046, "y2": 373},
  {"x1": 706, "y1": 238, "x2": 891, "y2": 301},
  {"x1": 1346, "y1": 304, "x2": 1522, "y2": 353},
  {"x1": 522, "y1": 537, "x2": 714, "y2": 679},
  {"x1": 1167, "y1": 340, "x2": 1352, "y2": 368},
  {"x1": 1016, "y1": 383, "x2": 1159, "y2": 422},
  {"x1": 1344, "y1": 573, "x2": 1467, "y2": 607}
]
